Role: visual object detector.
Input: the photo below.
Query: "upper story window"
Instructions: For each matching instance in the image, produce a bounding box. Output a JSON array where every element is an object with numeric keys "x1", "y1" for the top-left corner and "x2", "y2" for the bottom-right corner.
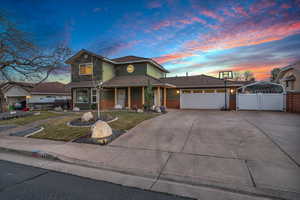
[{"x1": 79, "y1": 63, "x2": 93, "y2": 75}]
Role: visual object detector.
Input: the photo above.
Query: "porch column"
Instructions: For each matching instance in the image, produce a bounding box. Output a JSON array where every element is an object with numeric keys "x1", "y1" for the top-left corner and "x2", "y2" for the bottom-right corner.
[
  {"x1": 128, "y1": 87, "x2": 131, "y2": 109},
  {"x1": 163, "y1": 87, "x2": 167, "y2": 107},
  {"x1": 142, "y1": 87, "x2": 145, "y2": 105},
  {"x1": 72, "y1": 88, "x2": 76, "y2": 108},
  {"x1": 157, "y1": 87, "x2": 161, "y2": 106},
  {"x1": 114, "y1": 88, "x2": 117, "y2": 106}
]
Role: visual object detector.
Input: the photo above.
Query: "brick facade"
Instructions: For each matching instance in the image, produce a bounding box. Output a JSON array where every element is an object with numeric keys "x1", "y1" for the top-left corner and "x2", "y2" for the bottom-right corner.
[{"x1": 286, "y1": 92, "x2": 300, "y2": 113}]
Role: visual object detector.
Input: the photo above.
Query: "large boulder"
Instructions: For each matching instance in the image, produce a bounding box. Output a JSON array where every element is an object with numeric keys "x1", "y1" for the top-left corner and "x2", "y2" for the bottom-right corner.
[
  {"x1": 91, "y1": 120, "x2": 112, "y2": 139},
  {"x1": 81, "y1": 112, "x2": 94, "y2": 122},
  {"x1": 54, "y1": 106, "x2": 63, "y2": 111},
  {"x1": 73, "y1": 107, "x2": 80, "y2": 112}
]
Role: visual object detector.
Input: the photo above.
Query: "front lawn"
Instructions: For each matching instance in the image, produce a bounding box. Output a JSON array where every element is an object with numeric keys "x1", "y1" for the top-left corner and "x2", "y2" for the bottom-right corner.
[
  {"x1": 30, "y1": 111, "x2": 159, "y2": 141},
  {"x1": 0, "y1": 111, "x2": 66, "y2": 126},
  {"x1": 108, "y1": 111, "x2": 159, "y2": 131}
]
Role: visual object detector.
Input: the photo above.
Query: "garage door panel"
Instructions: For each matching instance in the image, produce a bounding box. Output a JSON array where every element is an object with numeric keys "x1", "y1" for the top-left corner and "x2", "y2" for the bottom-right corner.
[{"x1": 180, "y1": 93, "x2": 228, "y2": 109}]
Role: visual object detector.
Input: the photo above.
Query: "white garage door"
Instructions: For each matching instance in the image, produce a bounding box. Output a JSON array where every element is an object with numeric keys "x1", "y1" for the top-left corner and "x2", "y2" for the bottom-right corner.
[
  {"x1": 180, "y1": 93, "x2": 228, "y2": 109},
  {"x1": 237, "y1": 93, "x2": 284, "y2": 111}
]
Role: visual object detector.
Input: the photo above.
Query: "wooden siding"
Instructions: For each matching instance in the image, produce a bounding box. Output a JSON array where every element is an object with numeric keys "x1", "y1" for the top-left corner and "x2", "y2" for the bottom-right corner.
[
  {"x1": 115, "y1": 63, "x2": 147, "y2": 76},
  {"x1": 71, "y1": 54, "x2": 102, "y2": 82},
  {"x1": 147, "y1": 63, "x2": 165, "y2": 79}
]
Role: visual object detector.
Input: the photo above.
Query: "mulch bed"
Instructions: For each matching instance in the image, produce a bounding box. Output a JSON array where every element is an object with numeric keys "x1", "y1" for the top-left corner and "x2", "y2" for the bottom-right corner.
[
  {"x1": 73, "y1": 130, "x2": 125, "y2": 145},
  {"x1": 69, "y1": 113, "x2": 115, "y2": 127},
  {"x1": 9, "y1": 126, "x2": 43, "y2": 137}
]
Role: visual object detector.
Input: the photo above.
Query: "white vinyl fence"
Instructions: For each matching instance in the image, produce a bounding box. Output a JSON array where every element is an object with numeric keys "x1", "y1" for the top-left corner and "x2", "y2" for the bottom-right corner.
[{"x1": 237, "y1": 93, "x2": 284, "y2": 111}]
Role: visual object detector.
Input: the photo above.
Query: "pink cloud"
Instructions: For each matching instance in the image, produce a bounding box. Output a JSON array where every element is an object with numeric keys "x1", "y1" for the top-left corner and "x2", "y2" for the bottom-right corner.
[
  {"x1": 249, "y1": 0, "x2": 276, "y2": 14},
  {"x1": 152, "y1": 16, "x2": 206, "y2": 30},
  {"x1": 185, "y1": 21, "x2": 300, "y2": 52},
  {"x1": 153, "y1": 52, "x2": 195, "y2": 63},
  {"x1": 201, "y1": 9, "x2": 225, "y2": 22},
  {"x1": 155, "y1": 18, "x2": 300, "y2": 64},
  {"x1": 222, "y1": 9, "x2": 235, "y2": 17},
  {"x1": 233, "y1": 6, "x2": 248, "y2": 17},
  {"x1": 281, "y1": 3, "x2": 291, "y2": 9}
]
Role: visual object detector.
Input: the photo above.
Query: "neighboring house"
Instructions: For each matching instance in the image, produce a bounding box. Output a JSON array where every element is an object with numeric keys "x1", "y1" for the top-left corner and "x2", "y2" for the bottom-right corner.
[
  {"x1": 276, "y1": 61, "x2": 300, "y2": 92},
  {"x1": 66, "y1": 49, "x2": 248, "y2": 110},
  {"x1": 1, "y1": 82, "x2": 71, "y2": 110}
]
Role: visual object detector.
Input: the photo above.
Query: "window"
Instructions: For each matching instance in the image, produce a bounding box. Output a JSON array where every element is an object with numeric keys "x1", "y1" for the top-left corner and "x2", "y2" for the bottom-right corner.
[
  {"x1": 76, "y1": 89, "x2": 89, "y2": 103},
  {"x1": 182, "y1": 90, "x2": 192, "y2": 94},
  {"x1": 91, "y1": 89, "x2": 97, "y2": 103},
  {"x1": 79, "y1": 63, "x2": 93, "y2": 75},
  {"x1": 193, "y1": 90, "x2": 203, "y2": 93},
  {"x1": 203, "y1": 89, "x2": 215, "y2": 93},
  {"x1": 216, "y1": 89, "x2": 225, "y2": 93}
]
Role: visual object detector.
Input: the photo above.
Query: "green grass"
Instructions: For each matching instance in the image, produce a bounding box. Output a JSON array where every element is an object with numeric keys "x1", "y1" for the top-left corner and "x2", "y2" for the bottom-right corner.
[
  {"x1": 0, "y1": 111, "x2": 66, "y2": 125},
  {"x1": 31, "y1": 115, "x2": 89, "y2": 141},
  {"x1": 108, "y1": 111, "x2": 159, "y2": 131},
  {"x1": 31, "y1": 111, "x2": 159, "y2": 141}
]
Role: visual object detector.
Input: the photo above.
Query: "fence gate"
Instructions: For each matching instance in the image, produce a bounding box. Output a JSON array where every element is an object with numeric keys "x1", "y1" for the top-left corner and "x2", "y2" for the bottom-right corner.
[{"x1": 237, "y1": 93, "x2": 284, "y2": 111}]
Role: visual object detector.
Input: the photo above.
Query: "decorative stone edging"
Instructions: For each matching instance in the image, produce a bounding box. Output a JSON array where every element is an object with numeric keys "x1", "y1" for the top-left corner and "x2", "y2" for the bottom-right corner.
[
  {"x1": 24, "y1": 126, "x2": 44, "y2": 138},
  {"x1": 66, "y1": 117, "x2": 118, "y2": 128}
]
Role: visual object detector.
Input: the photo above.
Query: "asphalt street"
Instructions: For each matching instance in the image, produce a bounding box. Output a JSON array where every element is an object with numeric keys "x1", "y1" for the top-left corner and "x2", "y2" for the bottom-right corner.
[{"x1": 0, "y1": 159, "x2": 193, "y2": 200}]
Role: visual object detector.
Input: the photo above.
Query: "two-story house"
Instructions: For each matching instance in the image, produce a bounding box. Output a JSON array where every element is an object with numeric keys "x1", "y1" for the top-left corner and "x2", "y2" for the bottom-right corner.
[
  {"x1": 66, "y1": 49, "x2": 247, "y2": 110},
  {"x1": 66, "y1": 49, "x2": 172, "y2": 110}
]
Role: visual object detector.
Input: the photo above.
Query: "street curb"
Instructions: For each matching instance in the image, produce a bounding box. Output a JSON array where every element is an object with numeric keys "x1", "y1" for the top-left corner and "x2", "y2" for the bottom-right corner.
[
  {"x1": 0, "y1": 146, "x2": 299, "y2": 200},
  {"x1": 0, "y1": 146, "x2": 59, "y2": 161}
]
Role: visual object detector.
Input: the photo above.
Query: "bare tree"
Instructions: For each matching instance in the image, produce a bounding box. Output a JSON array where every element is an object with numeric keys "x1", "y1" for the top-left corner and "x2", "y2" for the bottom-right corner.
[
  {"x1": 232, "y1": 71, "x2": 255, "y2": 81},
  {"x1": 233, "y1": 71, "x2": 242, "y2": 81},
  {"x1": 270, "y1": 68, "x2": 281, "y2": 82},
  {"x1": 0, "y1": 12, "x2": 71, "y2": 111},
  {"x1": 242, "y1": 71, "x2": 255, "y2": 81}
]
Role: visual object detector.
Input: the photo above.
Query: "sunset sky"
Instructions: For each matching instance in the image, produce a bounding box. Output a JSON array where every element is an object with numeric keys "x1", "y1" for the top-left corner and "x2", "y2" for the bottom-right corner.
[{"x1": 2, "y1": 0, "x2": 300, "y2": 82}]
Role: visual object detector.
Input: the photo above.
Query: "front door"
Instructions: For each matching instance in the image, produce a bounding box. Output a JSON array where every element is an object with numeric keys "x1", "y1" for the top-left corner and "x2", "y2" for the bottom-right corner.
[{"x1": 117, "y1": 89, "x2": 126, "y2": 108}]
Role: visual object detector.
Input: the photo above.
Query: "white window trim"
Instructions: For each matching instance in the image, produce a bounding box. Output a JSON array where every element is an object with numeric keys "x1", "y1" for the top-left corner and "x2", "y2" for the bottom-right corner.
[
  {"x1": 91, "y1": 88, "x2": 97, "y2": 103},
  {"x1": 79, "y1": 63, "x2": 93, "y2": 75},
  {"x1": 76, "y1": 89, "x2": 89, "y2": 103}
]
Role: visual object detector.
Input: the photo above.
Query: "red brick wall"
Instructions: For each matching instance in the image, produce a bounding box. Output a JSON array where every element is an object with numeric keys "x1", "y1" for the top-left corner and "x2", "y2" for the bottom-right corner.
[
  {"x1": 286, "y1": 92, "x2": 300, "y2": 113},
  {"x1": 100, "y1": 99, "x2": 114, "y2": 109},
  {"x1": 167, "y1": 99, "x2": 180, "y2": 109}
]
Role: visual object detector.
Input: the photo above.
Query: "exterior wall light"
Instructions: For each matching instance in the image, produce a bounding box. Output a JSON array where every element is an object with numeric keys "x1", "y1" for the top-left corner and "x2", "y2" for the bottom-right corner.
[
  {"x1": 26, "y1": 96, "x2": 32, "y2": 99},
  {"x1": 176, "y1": 90, "x2": 180, "y2": 94},
  {"x1": 230, "y1": 89, "x2": 234, "y2": 94}
]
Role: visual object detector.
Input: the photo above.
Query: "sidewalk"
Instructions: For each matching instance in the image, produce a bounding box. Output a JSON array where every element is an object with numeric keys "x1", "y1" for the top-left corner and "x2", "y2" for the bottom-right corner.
[{"x1": 0, "y1": 135, "x2": 299, "y2": 200}]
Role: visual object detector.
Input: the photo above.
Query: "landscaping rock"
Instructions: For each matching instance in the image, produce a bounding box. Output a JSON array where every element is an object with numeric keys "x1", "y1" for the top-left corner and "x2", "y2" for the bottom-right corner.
[
  {"x1": 73, "y1": 107, "x2": 80, "y2": 112},
  {"x1": 151, "y1": 105, "x2": 156, "y2": 111},
  {"x1": 155, "y1": 106, "x2": 161, "y2": 113},
  {"x1": 114, "y1": 104, "x2": 122, "y2": 109},
  {"x1": 137, "y1": 109, "x2": 143, "y2": 113},
  {"x1": 81, "y1": 112, "x2": 94, "y2": 122},
  {"x1": 54, "y1": 106, "x2": 63, "y2": 111},
  {"x1": 91, "y1": 120, "x2": 112, "y2": 139}
]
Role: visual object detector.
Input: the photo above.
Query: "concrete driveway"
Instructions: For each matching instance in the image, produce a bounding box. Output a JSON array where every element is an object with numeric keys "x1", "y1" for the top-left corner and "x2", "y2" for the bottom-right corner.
[{"x1": 110, "y1": 110, "x2": 300, "y2": 197}]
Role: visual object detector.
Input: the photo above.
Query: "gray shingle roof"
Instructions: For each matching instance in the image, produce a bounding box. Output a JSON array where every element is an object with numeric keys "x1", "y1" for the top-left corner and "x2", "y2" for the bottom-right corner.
[{"x1": 161, "y1": 74, "x2": 249, "y2": 88}]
